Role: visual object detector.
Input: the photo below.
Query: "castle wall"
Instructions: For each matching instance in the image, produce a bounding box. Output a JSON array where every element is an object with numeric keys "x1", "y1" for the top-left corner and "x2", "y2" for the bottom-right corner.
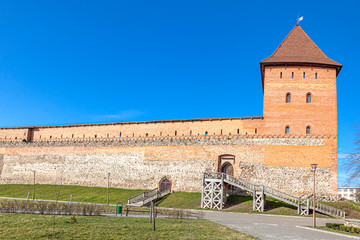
[{"x1": 0, "y1": 135, "x2": 337, "y2": 196}]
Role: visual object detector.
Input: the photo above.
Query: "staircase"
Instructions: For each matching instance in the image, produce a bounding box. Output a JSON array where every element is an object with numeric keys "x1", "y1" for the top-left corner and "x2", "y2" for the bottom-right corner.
[
  {"x1": 128, "y1": 188, "x2": 171, "y2": 206},
  {"x1": 201, "y1": 172, "x2": 346, "y2": 219}
]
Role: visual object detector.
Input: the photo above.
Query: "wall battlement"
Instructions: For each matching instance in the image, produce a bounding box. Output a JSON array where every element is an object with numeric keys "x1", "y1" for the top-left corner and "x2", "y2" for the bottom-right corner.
[{"x1": 0, "y1": 117, "x2": 263, "y2": 142}]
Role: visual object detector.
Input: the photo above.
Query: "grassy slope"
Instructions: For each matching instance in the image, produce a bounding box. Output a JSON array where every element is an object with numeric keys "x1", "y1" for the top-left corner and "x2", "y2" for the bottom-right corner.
[
  {"x1": 0, "y1": 213, "x2": 257, "y2": 240},
  {"x1": 0, "y1": 184, "x2": 144, "y2": 205},
  {"x1": 155, "y1": 192, "x2": 201, "y2": 209},
  {"x1": 323, "y1": 200, "x2": 360, "y2": 219},
  {"x1": 224, "y1": 195, "x2": 301, "y2": 216},
  {"x1": 1, "y1": 184, "x2": 358, "y2": 219}
]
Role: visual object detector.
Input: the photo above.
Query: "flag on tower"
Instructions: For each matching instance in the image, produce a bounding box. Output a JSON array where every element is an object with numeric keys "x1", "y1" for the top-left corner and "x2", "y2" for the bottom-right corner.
[{"x1": 297, "y1": 16, "x2": 303, "y2": 24}]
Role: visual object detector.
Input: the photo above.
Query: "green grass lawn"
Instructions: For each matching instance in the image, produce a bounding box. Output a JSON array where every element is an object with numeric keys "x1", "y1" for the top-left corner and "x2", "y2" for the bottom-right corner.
[
  {"x1": 0, "y1": 213, "x2": 257, "y2": 239},
  {"x1": 0, "y1": 184, "x2": 144, "y2": 205}
]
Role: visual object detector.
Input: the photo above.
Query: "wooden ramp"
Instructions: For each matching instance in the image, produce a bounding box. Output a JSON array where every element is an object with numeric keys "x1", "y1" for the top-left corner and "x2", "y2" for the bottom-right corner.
[
  {"x1": 128, "y1": 188, "x2": 171, "y2": 207},
  {"x1": 201, "y1": 172, "x2": 346, "y2": 219}
]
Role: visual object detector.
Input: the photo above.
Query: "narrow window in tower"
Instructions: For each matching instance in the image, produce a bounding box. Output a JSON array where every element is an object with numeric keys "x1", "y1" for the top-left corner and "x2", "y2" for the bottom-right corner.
[
  {"x1": 280, "y1": 72, "x2": 282, "y2": 78},
  {"x1": 175, "y1": 131, "x2": 177, "y2": 136},
  {"x1": 220, "y1": 129, "x2": 223, "y2": 135},
  {"x1": 315, "y1": 73, "x2": 318, "y2": 79},
  {"x1": 303, "y1": 72, "x2": 305, "y2": 78},
  {"x1": 95, "y1": 135, "x2": 97, "y2": 138},
  {"x1": 107, "y1": 133, "x2": 109, "y2": 138},
  {"x1": 306, "y1": 93, "x2": 312, "y2": 103},
  {"x1": 146, "y1": 133, "x2": 148, "y2": 137},
  {"x1": 255, "y1": 128, "x2": 258, "y2": 134},
  {"x1": 190, "y1": 130, "x2": 192, "y2": 136},
  {"x1": 50, "y1": 136, "x2": 52, "y2": 139},
  {"x1": 120, "y1": 132, "x2": 122, "y2": 137},
  {"x1": 160, "y1": 131, "x2": 162, "y2": 136},
  {"x1": 205, "y1": 131, "x2": 208, "y2": 136},
  {"x1": 292, "y1": 72, "x2": 294, "y2": 78},
  {"x1": 237, "y1": 129, "x2": 239, "y2": 134},
  {"x1": 306, "y1": 126, "x2": 311, "y2": 134},
  {"x1": 285, "y1": 126, "x2": 290, "y2": 134},
  {"x1": 286, "y1": 93, "x2": 291, "y2": 103},
  {"x1": 72, "y1": 134, "x2": 74, "y2": 138}
]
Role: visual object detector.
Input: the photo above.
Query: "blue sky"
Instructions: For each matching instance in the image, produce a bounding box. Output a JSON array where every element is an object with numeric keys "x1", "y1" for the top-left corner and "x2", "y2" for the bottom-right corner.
[{"x1": 0, "y1": 1, "x2": 358, "y2": 186}]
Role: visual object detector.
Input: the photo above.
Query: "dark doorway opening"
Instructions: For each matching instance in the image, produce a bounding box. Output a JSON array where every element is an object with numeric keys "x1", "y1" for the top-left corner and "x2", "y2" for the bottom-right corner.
[
  {"x1": 159, "y1": 178, "x2": 171, "y2": 192},
  {"x1": 221, "y1": 162, "x2": 234, "y2": 176}
]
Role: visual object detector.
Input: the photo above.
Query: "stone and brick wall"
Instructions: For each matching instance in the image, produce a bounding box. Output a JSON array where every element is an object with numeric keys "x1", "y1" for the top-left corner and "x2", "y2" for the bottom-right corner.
[{"x1": 0, "y1": 135, "x2": 337, "y2": 196}]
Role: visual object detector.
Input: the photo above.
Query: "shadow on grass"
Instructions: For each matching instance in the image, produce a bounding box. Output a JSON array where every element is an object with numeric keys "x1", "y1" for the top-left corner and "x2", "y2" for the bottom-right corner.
[
  {"x1": 155, "y1": 194, "x2": 170, "y2": 206},
  {"x1": 224, "y1": 195, "x2": 298, "y2": 214}
]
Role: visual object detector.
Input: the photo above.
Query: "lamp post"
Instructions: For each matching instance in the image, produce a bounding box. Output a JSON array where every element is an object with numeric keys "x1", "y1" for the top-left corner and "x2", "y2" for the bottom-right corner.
[
  {"x1": 33, "y1": 170, "x2": 36, "y2": 201},
  {"x1": 311, "y1": 163, "x2": 317, "y2": 228},
  {"x1": 107, "y1": 172, "x2": 110, "y2": 205}
]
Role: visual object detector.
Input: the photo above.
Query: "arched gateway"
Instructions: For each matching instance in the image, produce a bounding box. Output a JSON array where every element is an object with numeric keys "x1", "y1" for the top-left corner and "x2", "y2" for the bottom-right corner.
[{"x1": 218, "y1": 154, "x2": 235, "y2": 176}]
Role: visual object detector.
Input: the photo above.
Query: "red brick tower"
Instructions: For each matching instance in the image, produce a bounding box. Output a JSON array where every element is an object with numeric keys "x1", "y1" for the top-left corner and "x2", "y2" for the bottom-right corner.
[{"x1": 260, "y1": 25, "x2": 342, "y2": 136}]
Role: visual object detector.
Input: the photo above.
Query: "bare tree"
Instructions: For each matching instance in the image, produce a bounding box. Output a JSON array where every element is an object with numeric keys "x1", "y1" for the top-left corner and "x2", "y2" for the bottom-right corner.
[
  {"x1": 345, "y1": 126, "x2": 360, "y2": 186},
  {"x1": 355, "y1": 191, "x2": 360, "y2": 203}
]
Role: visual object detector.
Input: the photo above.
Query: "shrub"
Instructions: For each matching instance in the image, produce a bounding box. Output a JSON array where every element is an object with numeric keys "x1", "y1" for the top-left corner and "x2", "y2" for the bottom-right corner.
[{"x1": 326, "y1": 222, "x2": 360, "y2": 234}]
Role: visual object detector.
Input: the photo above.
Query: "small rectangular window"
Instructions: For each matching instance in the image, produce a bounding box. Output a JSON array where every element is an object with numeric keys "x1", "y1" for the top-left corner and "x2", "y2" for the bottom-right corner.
[
  {"x1": 292, "y1": 72, "x2": 294, "y2": 78},
  {"x1": 315, "y1": 73, "x2": 318, "y2": 79},
  {"x1": 303, "y1": 72, "x2": 305, "y2": 78},
  {"x1": 280, "y1": 72, "x2": 282, "y2": 78},
  {"x1": 285, "y1": 126, "x2": 290, "y2": 134},
  {"x1": 286, "y1": 93, "x2": 291, "y2": 103}
]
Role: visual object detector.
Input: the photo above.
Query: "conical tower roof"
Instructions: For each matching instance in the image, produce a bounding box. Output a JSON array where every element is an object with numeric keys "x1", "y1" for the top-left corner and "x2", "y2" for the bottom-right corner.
[{"x1": 260, "y1": 25, "x2": 342, "y2": 82}]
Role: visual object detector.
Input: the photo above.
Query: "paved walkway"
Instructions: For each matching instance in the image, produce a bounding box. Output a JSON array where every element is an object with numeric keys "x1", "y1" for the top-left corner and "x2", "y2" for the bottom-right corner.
[{"x1": 204, "y1": 212, "x2": 359, "y2": 240}]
